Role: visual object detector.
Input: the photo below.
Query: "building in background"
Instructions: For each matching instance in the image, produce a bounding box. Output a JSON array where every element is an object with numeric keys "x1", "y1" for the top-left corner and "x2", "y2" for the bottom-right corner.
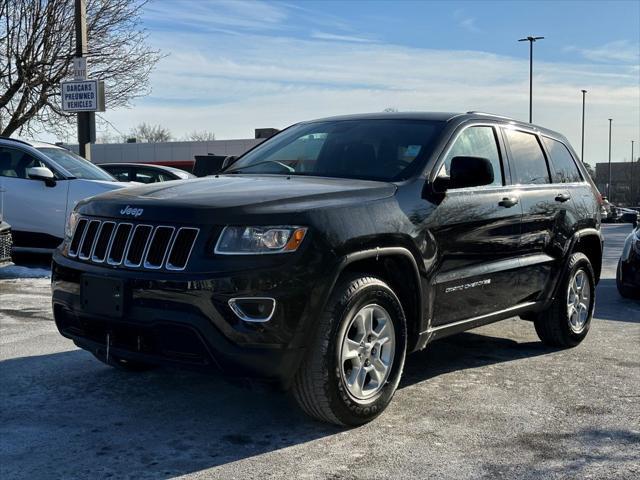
[{"x1": 595, "y1": 161, "x2": 640, "y2": 206}]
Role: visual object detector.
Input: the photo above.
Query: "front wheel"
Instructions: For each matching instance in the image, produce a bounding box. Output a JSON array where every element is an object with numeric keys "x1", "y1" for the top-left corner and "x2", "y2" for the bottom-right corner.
[
  {"x1": 534, "y1": 252, "x2": 595, "y2": 348},
  {"x1": 616, "y1": 259, "x2": 638, "y2": 299},
  {"x1": 292, "y1": 275, "x2": 407, "y2": 426}
]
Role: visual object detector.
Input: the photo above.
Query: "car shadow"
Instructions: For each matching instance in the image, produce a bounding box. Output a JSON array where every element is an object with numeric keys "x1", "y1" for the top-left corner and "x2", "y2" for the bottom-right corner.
[
  {"x1": 1, "y1": 326, "x2": 566, "y2": 479},
  {"x1": 594, "y1": 278, "x2": 640, "y2": 323},
  {"x1": 400, "y1": 329, "x2": 558, "y2": 388}
]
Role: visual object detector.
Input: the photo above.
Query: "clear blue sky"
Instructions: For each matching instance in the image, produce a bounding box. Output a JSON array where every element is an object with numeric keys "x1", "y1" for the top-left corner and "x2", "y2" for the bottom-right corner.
[{"x1": 97, "y1": 0, "x2": 639, "y2": 165}]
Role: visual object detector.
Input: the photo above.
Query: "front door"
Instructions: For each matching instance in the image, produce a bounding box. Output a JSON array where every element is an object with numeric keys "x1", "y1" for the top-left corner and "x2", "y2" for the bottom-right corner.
[
  {"x1": 427, "y1": 124, "x2": 523, "y2": 326},
  {"x1": 0, "y1": 146, "x2": 69, "y2": 249}
]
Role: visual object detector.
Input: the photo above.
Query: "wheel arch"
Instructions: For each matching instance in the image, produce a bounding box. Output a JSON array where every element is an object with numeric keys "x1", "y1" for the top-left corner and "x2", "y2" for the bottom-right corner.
[
  {"x1": 571, "y1": 228, "x2": 603, "y2": 283},
  {"x1": 330, "y1": 247, "x2": 424, "y2": 352}
]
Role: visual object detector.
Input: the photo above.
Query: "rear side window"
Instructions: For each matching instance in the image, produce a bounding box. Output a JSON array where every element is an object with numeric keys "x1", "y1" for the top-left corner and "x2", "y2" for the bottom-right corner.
[
  {"x1": 105, "y1": 166, "x2": 130, "y2": 181},
  {"x1": 542, "y1": 137, "x2": 582, "y2": 183},
  {"x1": 504, "y1": 129, "x2": 550, "y2": 185},
  {"x1": 440, "y1": 126, "x2": 503, "y2": 187}
]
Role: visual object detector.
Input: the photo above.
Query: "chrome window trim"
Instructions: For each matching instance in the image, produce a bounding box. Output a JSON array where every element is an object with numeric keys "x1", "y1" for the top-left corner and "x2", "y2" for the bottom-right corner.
[{"x1": 430, "y1": 121, "x2": 507, "y2": 189}]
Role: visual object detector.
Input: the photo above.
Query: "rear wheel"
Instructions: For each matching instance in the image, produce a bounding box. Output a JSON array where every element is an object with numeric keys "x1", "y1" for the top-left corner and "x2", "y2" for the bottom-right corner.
[
  {"x1": 534, "y1": 252, "x2": 595, "y2": 348},
  {"x1": 292, "y1": 275, "x2": 407, "y2": 426}
]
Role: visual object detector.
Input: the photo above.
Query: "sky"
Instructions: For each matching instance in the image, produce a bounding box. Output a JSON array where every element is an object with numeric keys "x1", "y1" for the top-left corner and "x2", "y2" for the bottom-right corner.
[{"x1": 98, "y1": 0, "x2": 639, "y2": 165}]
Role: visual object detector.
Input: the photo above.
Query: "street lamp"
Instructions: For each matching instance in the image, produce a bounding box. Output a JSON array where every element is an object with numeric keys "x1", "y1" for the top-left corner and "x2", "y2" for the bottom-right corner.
[
  {"x1": 608, "y1": 118, "x2": 613, "y2": 201},
  {"x1": 581, "y1": 90, "x2": 587, "y2": 163},
  {"x1": 631, "y1": 140, "x2": 635, "y2": 205},
  {"x1": 518, "y1": 35, "x2": 545, "y2": 123}
]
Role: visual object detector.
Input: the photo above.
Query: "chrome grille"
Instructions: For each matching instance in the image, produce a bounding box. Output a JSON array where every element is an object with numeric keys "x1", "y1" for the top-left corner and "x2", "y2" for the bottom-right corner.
[
  {"x1": 68, "y1": 218, "x2": 198, "y2": 271},
  {"x1": 0, "y1": 229, "x2": 12, "y2": 260}
]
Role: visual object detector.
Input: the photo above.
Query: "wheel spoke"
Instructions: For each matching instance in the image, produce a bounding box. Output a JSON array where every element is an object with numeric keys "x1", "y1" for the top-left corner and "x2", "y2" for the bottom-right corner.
[
  {"x1": 363, "y1": 307, "x2": 373, "y2": 336},
  {"x1": 343, "y1": 339, "x2": 361, "y2": 360}
]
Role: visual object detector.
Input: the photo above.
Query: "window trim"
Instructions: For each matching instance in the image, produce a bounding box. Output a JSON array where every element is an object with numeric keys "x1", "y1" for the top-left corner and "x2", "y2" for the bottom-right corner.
[
  {"x1": 539, "y1": 134, "x2": 585, "y2": 184},
  {"x1": 501, "y1": 126, "x2": 553, "y2": 187},
  {"x1": 430, "y1": 122, "x2": 509, "y2": 190}
]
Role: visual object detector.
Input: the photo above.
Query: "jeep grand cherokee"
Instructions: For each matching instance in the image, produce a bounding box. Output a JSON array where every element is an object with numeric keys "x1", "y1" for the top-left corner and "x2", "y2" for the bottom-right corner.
[{"x1": 52, "y1": 112, "x2": 603, "y2": 426}]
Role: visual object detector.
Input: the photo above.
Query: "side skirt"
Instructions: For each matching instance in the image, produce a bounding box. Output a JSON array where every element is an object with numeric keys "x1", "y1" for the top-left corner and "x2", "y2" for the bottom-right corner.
[{"x1": 415, "y1": 301, "x2": 542, "y2": 349}]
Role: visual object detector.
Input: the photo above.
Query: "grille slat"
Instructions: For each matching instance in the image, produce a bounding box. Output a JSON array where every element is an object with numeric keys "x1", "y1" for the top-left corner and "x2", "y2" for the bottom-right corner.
[
  {"x1": 78, "y1": 220, "x2": 100, "y2": 260},
  {"x1": 124, "y1": 225, "x2": 153, "y2": 267},
  {"x1": 144, "y1": 226, "x2": 174, "y2": 269},
  {"x1": 68, "y1": 217, "x2": 197, "y2": 270},
  {"x1": 166, "y1": 228, "x2": 199, "y2": 271},
  {"x1": 92, "y1": 222, "x2": 115, "y2": 263},
  {"x1": 107, "y1": 223, "x2": 133, "y2": 265},
  {"x1": 69, "y1": 219, "x2": 88, "y2": 257}
]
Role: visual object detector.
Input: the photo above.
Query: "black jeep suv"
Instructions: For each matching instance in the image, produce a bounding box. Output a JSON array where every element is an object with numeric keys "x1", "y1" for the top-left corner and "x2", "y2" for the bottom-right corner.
[{"x1": 52, "y1": 112, "x2": 602, "y2": 426}]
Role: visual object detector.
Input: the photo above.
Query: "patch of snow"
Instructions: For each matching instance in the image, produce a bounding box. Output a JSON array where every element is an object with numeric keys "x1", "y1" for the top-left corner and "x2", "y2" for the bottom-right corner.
[{"x1": 0, "y1": 265, "x2": 51, "y2": 279}]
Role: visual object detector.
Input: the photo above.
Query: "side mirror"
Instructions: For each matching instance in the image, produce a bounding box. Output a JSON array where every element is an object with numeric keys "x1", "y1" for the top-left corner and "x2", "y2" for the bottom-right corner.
[
  {"x1": 448, "y1": 156, "x2": 494, "y2": 190},
  {"x1": 27, "y1": 166, "x2": 56, "y2": 187}
]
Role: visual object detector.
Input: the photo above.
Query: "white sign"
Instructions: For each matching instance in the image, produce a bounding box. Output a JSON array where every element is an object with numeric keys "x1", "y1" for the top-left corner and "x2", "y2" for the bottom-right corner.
[
  {"x1": 73, "y1": 57, "x2": 87, "y2": 80},
  {"x1": 61, "y1": 80, "x2": 105, "y2": 112}
]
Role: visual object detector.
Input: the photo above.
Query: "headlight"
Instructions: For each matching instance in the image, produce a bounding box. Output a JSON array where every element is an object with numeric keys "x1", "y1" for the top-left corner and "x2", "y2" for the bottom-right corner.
[
  {"x1": 65, "y1": 211, "x2": 79, "y2": 240},
  {"x1": 215, "y1": 226, "x2": 307, "y2": 255}
]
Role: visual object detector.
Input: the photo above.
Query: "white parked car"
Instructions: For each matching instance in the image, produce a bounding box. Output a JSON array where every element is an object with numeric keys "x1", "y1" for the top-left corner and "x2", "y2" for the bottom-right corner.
[{"x1": 0, "y1": 137, "x2": 128, "y2": 252}]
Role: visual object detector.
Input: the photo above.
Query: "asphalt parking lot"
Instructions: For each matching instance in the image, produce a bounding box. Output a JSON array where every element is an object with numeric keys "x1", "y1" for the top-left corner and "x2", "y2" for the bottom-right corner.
[{"x1": 1, "y1": 224, "x2": 638, "y2": 480}]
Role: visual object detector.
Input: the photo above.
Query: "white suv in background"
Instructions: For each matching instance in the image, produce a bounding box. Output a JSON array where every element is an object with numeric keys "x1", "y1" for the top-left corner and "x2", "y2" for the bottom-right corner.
[{"x1": 0, "y1": 137, "x2": 128, "y2": 252}]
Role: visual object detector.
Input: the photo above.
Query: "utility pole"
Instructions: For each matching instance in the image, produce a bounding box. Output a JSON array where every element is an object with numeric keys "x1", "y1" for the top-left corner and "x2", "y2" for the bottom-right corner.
[
  {"x1": 518, "y1": 35, "x2": 544, "y2": 123},
  {"x1": 631, "y1": 140, "x2": 635, "y2": 206},
  {"x1": 75, "y1": 0, "x2": 94, "y2": 160},
  {"x1": 608, "y1": 118, "x2": 612, "y2": 201},
  {"x1": 580, "y1": 90, "x2": 587, "y2": 163}
]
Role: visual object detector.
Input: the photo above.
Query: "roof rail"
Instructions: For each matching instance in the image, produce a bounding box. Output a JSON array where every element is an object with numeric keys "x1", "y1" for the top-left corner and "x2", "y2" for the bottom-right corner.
[
  {"x1": 466, "y1": 111, "x2": 515, "y2": 120},
  {"x1": 0, "y1": 136, "x2": 32, "y2": 146}
]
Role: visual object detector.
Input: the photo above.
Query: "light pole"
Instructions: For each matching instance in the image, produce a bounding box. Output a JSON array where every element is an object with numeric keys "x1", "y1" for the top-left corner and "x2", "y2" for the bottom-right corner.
[
  {"x1": 631, "y1": 140, "x2": 635, "y2": 205},
  {"x1": 608, "y1": 119, "x2": 612, "y2": 201},
  {"x1": 518, "y1": 35, "x2": 544, "y2": 123},
  {"x1": 581, "y1": 89, "x2": 587, "y2": 163}
]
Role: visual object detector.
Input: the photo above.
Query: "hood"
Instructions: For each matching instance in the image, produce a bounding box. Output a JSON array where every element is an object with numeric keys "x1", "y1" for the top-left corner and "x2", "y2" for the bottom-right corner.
[{"x1": 75, "y1": 175, "x2": 396, "y2": 222}]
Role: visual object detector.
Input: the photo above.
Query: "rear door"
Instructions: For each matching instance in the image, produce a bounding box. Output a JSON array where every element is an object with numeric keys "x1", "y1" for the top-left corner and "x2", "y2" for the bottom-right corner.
[
  {"x1": 502, "y1": 127, "x2": 573, "y2": 303},
  {"x1": 429, "y1": 123, "x2": 524, "y2": 325}
]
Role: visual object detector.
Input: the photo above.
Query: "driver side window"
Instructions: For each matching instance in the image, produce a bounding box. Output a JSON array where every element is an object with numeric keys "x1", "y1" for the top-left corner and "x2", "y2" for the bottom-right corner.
[
  {"x1": 0, "y1": 147, "x2": 47, "y2": 179},
  {"x1": 439, "y1": 126, "x2": 503, "y2": 187}
]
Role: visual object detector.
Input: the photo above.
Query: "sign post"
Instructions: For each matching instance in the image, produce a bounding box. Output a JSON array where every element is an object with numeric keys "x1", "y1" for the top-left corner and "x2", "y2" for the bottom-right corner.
[{"x1": 74, "y1": 0, "x2": 93, "y2": 160}]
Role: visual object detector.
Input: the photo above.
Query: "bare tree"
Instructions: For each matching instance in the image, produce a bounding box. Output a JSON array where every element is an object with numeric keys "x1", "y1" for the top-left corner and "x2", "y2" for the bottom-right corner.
[
  {"x1": 185, "y1": 130, "x2": 216, "y2": 141},
  {"x1": 0, "y1": 0, "x2": 162, "y2": 137},
  {"x1": 129, "y1": 122, "x2": 172, "y2": 143}
]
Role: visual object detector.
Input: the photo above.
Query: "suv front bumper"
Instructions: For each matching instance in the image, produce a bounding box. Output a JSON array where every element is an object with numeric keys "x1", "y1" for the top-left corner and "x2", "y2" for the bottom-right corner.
[{"x1": 51, "y1": 251, "x2": 334, "y2": 385}]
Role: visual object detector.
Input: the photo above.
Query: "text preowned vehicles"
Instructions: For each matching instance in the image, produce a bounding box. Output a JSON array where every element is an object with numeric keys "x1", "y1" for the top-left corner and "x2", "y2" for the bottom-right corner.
[
  {"x1": 51, "y1": 112, "x2": 603, "y2": 425},
  {"x1": 0, "y1": 138, "x2": 127, "y2": 252}
]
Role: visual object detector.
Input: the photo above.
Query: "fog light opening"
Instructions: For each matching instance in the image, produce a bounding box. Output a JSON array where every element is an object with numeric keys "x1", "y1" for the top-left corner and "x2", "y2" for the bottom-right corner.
[{"x1": 228, "y1": 297, "x2": 276, "y2": 323}]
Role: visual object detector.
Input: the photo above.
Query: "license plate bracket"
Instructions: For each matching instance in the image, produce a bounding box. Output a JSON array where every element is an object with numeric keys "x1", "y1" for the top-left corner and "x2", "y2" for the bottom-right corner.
[{"x1": 81, "y1": 274, "x2": 124, "y2": 318}]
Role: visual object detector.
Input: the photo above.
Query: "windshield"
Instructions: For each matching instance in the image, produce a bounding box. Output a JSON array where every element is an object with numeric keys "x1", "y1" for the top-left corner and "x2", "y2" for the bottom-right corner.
[
  {"x1": 37, "y1": 147, "x2": 116, "y2": 181},
  {"x1": 226, "y1": 119, "x2": 445, "y2": 181}
]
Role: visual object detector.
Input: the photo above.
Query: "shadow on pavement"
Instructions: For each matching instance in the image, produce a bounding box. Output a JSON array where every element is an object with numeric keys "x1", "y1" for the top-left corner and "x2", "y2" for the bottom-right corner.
[
  {"x1": 0, "y1": 327, "x2": 567, "y2": 479},
  {"x1": 594, "y1": 279, "x2": 640, "y2": 323}
]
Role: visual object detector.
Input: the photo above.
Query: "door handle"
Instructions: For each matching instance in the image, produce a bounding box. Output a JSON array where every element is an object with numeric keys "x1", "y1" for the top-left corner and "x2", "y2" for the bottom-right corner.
[
  {"x1": 498, "y1": 197, "x2": 519, "y2": 208},
  {"x1": 555, "y1": 193, "x2": 571, "y2": 202}
]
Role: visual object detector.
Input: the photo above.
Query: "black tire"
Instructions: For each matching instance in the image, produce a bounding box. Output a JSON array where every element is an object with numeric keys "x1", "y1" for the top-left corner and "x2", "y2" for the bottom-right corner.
[
  {"x1": 91, "y1": 351, "x2": 156, "y2": 372},
  {"x1": 534, "y1": 252, "x2": 595, "y2": 348},
  {"x1": 292, "y1": 275, "x2": 407, "y2": 426},
  {"x1": 616, "y1": 259, "x2": 638, "y2": 299}
]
